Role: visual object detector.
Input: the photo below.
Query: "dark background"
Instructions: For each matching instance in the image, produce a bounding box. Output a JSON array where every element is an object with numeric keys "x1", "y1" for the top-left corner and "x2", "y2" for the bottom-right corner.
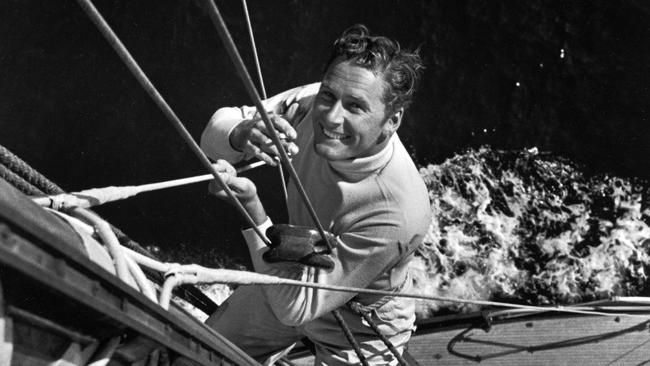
[{"x1": 1, "y1": 0, "x2": 648, "y2": 267}]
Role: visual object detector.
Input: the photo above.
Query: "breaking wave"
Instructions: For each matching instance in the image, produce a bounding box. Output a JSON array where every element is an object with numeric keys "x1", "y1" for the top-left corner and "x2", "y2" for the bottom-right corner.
[{"x1": 410, "y1": 147, "x2": 650, "y2": 318}]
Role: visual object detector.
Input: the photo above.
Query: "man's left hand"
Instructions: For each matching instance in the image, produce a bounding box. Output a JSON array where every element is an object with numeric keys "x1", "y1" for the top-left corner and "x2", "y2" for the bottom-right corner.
[{"x1": 209, "y1": 159, "x2": 267, "y2": 226}]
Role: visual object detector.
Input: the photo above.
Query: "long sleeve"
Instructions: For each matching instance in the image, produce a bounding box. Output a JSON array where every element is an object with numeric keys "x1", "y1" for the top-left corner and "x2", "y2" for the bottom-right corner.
[
  {"x1": 213, "y1": 82, "x2": 430, "y2": 330},
  {"x1": 239, "y1": 131, "x2": 431, "y2": 327},
  {"x1": 261, "y1": 210, "x2": 411, "y2": 327},
  {"x1": 200, "y1": 83, "x2": 320, "y2": 163}
]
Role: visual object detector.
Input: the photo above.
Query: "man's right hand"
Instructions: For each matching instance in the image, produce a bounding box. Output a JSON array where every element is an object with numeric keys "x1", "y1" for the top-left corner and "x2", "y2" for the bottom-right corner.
[{"x1": 229, "y1": 113, "x2": 299, "y2": 166}]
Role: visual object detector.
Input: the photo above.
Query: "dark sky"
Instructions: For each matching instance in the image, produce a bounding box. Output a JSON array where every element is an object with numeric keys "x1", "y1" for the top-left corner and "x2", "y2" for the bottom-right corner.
[{"x1": 1, "y1": 0, "x2": 648, "y2": 267}]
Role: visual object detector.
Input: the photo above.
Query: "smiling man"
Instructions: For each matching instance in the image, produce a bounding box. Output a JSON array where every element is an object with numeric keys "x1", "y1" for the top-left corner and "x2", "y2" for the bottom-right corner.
[{"x1": 200, "y1": 25, "x2": 431, "y2": 365}]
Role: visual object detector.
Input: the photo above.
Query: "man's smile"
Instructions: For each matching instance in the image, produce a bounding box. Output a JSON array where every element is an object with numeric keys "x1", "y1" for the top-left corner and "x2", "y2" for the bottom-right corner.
[{"x1": 320, "y1": 123, "x2": 350, "y2": 140}]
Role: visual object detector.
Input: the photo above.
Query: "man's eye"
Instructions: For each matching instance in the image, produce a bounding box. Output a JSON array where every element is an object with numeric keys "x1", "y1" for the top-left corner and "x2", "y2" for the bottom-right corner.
[
  {"x1": 348, "y1": 102, "x2": 363, "y2": 112},
  {"x1": 319, "y1": 91, "x2": 335, "y2": 102}
]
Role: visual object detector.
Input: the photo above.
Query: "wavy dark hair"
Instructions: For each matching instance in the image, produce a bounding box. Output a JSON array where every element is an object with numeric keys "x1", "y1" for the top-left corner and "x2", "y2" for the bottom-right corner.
[{"x1": 326, "y1": 24, "x2": 424, "y2": 111}]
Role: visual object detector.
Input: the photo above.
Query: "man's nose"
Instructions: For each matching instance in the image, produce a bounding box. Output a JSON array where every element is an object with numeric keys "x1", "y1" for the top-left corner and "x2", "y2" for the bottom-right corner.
[{"x1": 323, "y1": 101, "x2": 344, "y2": 126}]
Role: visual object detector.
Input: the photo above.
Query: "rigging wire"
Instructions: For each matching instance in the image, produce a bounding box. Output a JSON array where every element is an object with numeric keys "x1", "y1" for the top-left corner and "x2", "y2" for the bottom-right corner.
[
  {"x1": 153, "y1": 264, "x2": 650, "y2": 319},
  {"x1": 74, "y1": 0, "x2": 271, "y2": 246},
  {"x1": 32, "y1": 160, "x2": 267, "y2": 210},
  {"x1": 210, "y1": 3, "x2": 406, "y2": 362},
  {"x1": 240, "y1": 0, "x2": 290, "y2": 207},
  {"x1": 203, "y1": 0, "x2": 333, "y2": 253},
  {"x1": 240, "y1": 0, "x2": 267, "y2": 100}
]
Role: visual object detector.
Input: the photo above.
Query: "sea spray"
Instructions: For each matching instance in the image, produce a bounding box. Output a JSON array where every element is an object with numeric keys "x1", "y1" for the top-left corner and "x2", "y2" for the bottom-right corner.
[{"x1": 412, "y1": 147, "x2": 650, "y2": 318}]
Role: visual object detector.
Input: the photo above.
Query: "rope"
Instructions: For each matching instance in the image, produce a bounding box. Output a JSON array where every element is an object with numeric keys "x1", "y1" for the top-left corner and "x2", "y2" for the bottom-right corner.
[
  {"x1": 158, "y1": 265, "x2": 650, "y2": 319},
  {"x1": 240, "y1": 0, "x2": 266, "y2": 101},
  {"x1": 32, "y1": 160, "x2": 267, "y2": 210},
  {"x1": 235, "y1": 5, "x2": 371, "y2": 362},
  {"x1": 332, "y1": 309, "x2": 370, "y2": 366},
  {"x1": 70, "y1": 207, "x2": 131, "y2": 283},
  {"x1": 0, "y1": 143, "x2": 218, "y2": 314},
  {"x1": 0, "y1": 144, "x2": 150, "y2": 257},
  {"x1": 0, "y1": 163, "x2": 45, "y2": 196},
  {"x1": 203, "y1": 0, "x2": 333, "y2": 253},
  {"x1": 235, "y1": 4, "x2": 369, "y2": 362},
  {"x1": 239, "y1": 0, "x2": 289, "y2": 206},
  {"x1": 75, "y1": 0, "x2": 271, "y2": 246},
  {"x1": 348, "y1": 301, "x2": 409, "y2": 366},
  {"x1": 0, "y1": 144, "x2": 65, "y2": 194}
]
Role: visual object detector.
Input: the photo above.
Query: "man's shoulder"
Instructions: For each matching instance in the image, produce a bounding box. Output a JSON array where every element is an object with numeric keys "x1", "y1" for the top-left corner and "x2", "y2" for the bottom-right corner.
[
  {"x1": 270, "y1": 82, "x2": 320, "y2": 111},
  {"x1": 279, "y1": 82, "x2": 319, "y2": 128},
  {"x1": 378, "y1": 137, "x2": 430, "y2": 216},
  {"x1": 291, "y1": 82, "x2": 321, "y2": 102}
]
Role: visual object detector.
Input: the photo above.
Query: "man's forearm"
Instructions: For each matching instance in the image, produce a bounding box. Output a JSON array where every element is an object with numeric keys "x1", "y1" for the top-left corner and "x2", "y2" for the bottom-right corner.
[
  {"x1": 201, "y1": 107, "x2": 247, "y2": 163},
  {"x1": 240, "y1": 195, "x2": 268, "y2": 228}
]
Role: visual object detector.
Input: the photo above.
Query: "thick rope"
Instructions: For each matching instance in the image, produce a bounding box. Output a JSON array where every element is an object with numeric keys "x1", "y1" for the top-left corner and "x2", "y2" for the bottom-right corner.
[
  {"x1": 75, "y1": 0, "x2": 271, "y2": 246},
  {"x1": 0, "y1": 163, "x2": 45, "y2": 196},
  {"x1": 0, "y1": 144, "x2": 218, "y2": 314},
  {"x1": 240, "y1": 0, "x2": 289, "y2": 206},
  {"x1": 0, "y1": 144, "x2": 152, "y2": 257},
  {"x1": 0, "y1": 145, "x2": 65, "y2": 194},
  {"x1": 203, "y1": 0, "x2": 332, "y2": 253}
]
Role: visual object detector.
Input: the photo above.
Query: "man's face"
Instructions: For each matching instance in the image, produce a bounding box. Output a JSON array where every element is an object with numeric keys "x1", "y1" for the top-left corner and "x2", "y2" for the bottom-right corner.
[{"x1": 312, "y1": 60, "x2": 400, "y2": 161}]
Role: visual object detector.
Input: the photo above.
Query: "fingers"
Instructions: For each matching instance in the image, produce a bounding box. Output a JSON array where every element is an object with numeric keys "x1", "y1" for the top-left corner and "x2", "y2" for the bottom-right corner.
[
  {"x1": 243, "y1": 141, "x2": 277, "y2": 166},
  {"x1": 249, "y1": 115, "x2": 300, "y2": 158},
  {"x1": 271, "y1": 116, "x2": 297, "y2": 141},
  {"x1": 212, "y1": 159, "x2": 236, "y2": 175},
  {"x1": 208, "y1": 165, "x2": 257, "y2": 201},
  {"x1": 208, "y1": 160, "x2": 236, "y2": 195},
  {"x1": 210, "y1": 174, "x2": 257, "y2": 202}
]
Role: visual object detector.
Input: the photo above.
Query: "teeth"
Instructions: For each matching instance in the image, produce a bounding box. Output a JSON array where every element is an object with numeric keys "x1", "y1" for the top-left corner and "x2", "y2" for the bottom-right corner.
[{"x1": 322, "y1": 126, "x2": 347, "y2": 140}]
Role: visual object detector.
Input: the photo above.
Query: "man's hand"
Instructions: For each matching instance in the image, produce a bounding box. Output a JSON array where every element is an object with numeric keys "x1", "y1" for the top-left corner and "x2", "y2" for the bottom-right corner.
[
  {"x1": 229, "y1": 113, "x2": 299, "y2": 166},
  {"x1": 208, "y1": 160, "x2": 267, "y2": 226},
  {"x1": 263, "y1": 224, "x2": 335, "y2": 270}
]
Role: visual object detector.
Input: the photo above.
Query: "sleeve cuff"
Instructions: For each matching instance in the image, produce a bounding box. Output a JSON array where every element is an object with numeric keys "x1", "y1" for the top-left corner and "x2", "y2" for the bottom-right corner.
[{"x1": 241, "y1": 217, "x2": 273, "y2": 252}]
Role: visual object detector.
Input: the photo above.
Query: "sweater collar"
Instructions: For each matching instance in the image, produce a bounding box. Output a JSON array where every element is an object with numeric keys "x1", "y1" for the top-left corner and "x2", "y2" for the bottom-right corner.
[{"x1": 328, "y1": 135, "x2": 396, "y2": 181}]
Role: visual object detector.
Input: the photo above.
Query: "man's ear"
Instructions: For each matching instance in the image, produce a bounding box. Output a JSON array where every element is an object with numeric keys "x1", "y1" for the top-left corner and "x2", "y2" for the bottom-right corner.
[{"x1": 385, "y1": 107, "x2": 403, "y2": 135}]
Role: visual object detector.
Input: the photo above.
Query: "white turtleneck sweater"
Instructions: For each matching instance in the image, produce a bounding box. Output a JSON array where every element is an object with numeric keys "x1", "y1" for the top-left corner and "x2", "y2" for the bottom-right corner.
[{"x1": 201, "y1": 83, "x2": 431, "y2": 346}]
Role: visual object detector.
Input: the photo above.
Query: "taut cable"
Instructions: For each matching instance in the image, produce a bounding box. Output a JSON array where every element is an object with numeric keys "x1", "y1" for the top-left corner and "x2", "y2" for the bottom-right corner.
[
  {"x1": 240, "y1": 0, "x2": 290, "y2": 206},
  {"x1": 75, "y1": 0, "x2": 270, "y2": 245},
  {"x1": 32, "y1": 160, "x2": 266, "y2": 210},
  {"x1": 240, "y1": 0, "x2": 266, "y2": 100},
  {"x1": 204, "y1": 0, "x2": 332, "y2": 253},
  {"x1": 235, "y1": 4, "x2": 370, "y2": 362},
  {"x1": 155, "y1": 264, "x2": 650, "y2": 319}
]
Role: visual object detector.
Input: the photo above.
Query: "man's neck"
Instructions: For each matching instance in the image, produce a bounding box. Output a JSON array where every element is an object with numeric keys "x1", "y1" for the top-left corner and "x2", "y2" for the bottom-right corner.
[{"x1": 328, "y1": 135, "x2": 396, "y2": 182}]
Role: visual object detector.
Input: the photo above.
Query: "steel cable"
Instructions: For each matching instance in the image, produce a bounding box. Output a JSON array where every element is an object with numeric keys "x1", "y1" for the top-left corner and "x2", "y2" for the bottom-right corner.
[{"x1": 74, "y1": 0, "x2": 271, "y2": 246}]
